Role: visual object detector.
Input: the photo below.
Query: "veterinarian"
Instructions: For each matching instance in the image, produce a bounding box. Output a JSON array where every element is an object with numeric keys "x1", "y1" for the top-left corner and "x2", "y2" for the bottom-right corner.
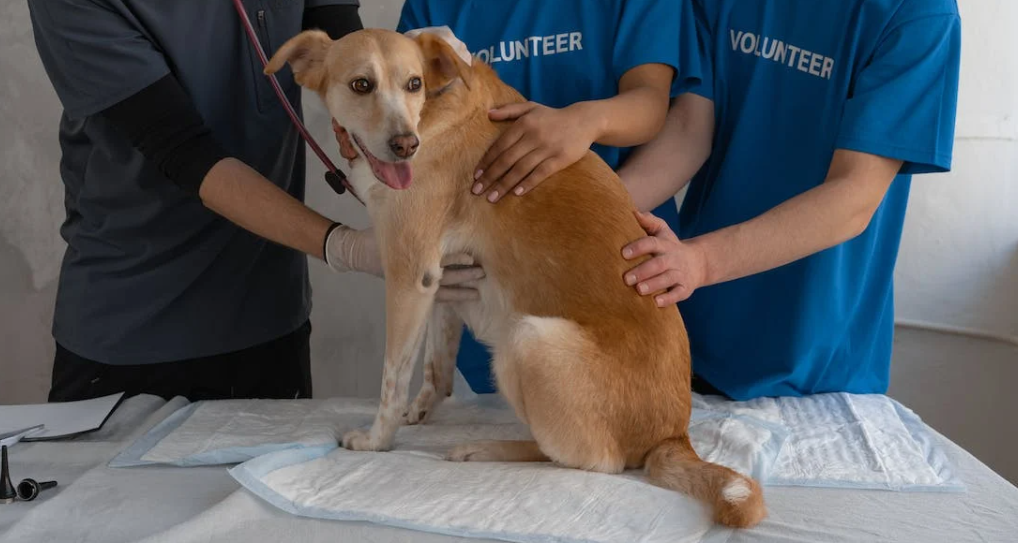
[
  {"x1": 396, "y1": 0, "x2": 705, "y2": 393},
  {"x1": 27, "y1": 0, "x2": 481, "y2": 403},
  {"x1": 615, "y1": 0, "x2": 963, "y2": 400}
]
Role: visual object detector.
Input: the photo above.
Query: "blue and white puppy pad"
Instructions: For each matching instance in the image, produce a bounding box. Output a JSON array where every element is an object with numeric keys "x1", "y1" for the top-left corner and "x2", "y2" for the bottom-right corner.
[
  {"x1": 225, "y1": 396, "x2": 787, "y2": 543},
  {"x1": 110, "y1": 369, "x2": 482, "y2": 468},
  {"x1": 693, "y1": 393, "x2": 965, "y2": 492},
  {"x1": 109, "y1": 397, "x2": 379, "y2": 467},
  {"x1": 230, "y1": 444, "x2": 716, "y2": 543},
  {"x1": 226, "y1": 393, "x2": 962, "y2": 543},
  {"x1": 109, "y1": 387, "x2": 782, "y2": 479}
]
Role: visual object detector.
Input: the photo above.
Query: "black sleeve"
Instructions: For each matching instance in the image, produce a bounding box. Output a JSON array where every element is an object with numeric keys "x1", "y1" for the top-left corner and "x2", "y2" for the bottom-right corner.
[
  {"x1": 99, "y1": 74, "x2": 228, "y2": 196},
  {"x1": 303, "y1": 4, "x2": 363, "y2": 40}
]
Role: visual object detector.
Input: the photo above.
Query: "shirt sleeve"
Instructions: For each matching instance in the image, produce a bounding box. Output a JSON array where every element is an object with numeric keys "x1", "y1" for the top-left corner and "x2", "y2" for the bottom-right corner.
[
  {"x1": 835, "y1": 14, "x2": 962, "y2": 175},
  {"x1": 396, "y1": 0, "x2": 429, "y2": 33},
  {"x1": 303, "y1": 3, "x2": 363, "y2": 40},
  {"x1": 612, "y1": 0, "x2": 703, "y2": 97},
  {"x1": 99, "y1": 75, "x2": 228, "y2": 196},
  {"x1": 686, "y1": 0, "x2": 714, "y2": 101},
  {"x1": 27, "y1": 0, "x2": 170, "y2": 120}
]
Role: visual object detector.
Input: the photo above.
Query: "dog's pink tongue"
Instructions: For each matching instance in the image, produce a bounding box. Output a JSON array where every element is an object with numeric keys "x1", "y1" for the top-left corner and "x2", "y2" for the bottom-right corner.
[{"x1": 377, "y1": 161, "x2": 413, "y2": 190}]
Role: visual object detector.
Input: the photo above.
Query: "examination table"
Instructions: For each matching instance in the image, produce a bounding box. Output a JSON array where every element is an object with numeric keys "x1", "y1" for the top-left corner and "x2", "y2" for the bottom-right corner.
[{"x1": 0, "y1": 394, "x2": 1015, "y2": 543}]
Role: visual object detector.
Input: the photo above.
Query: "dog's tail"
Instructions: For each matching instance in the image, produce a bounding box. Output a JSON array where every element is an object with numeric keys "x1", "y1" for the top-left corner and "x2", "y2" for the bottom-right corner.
[{"x1": 644, "y1": 435, "x2": 766, "y2": 528}]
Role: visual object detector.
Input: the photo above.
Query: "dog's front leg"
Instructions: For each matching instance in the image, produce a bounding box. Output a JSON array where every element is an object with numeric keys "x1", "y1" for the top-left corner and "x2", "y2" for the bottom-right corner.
[
  {"x1": 342, "y1": 259, "x2": 442, "y2": 452},
  {"x1": 407, "y1": 303, "x2": 464, "y2": 424}
]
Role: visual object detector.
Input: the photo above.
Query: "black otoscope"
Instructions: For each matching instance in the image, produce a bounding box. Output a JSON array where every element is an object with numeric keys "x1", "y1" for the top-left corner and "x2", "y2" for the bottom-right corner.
[{"x1": 1, "y1": 445, "x2": 58, "y2": 503}]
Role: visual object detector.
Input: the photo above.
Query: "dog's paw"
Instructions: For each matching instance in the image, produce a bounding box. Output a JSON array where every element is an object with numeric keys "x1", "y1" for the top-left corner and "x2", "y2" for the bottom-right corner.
[
  {"x1": 404, "y1": 406, "x2": 431, "y2": 426},
  {"x1": 405, "y1": 389, "x2": 438, "y2": 425},
  {"x1": 446, "y1": 442, "x2": 496, "y2": 462},
  {"x1": 341, "y1": 429, "x2": 387, "y2": 451}
]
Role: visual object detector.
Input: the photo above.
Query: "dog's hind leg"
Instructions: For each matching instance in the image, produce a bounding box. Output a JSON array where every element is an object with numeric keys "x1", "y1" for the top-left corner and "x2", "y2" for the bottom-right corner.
[
  {"x1": 447, "y1": 316, "x2": 625, "y2": 474},
  {"x1": 407, "y1": 303, "x2": 463, "y2": 425},
  {"x1": 447, "y1": 440, "x2": 549, "y2": 462}
]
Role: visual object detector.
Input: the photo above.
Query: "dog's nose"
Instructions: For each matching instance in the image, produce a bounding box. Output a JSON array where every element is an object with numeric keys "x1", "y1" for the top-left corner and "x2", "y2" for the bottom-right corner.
[{"x1": 389, "y1": 134, "x2": 420, "y2": 159}]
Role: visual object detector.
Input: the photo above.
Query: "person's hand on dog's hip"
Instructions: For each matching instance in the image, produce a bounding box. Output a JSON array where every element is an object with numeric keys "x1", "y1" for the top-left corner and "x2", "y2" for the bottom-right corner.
[
  {"x1": 621, "y1": 211, "x2": 707, "y2": 306},
  {"x1": 324, "y1": 225, "x2": 485, "y2": 303},
  {"x1": 472, "y1": 102, "x2": 599, "y2": 203}
]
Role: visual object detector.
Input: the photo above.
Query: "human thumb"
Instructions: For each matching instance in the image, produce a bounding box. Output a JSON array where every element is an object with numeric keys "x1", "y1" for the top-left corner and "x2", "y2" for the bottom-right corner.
[{"x1": 488, "y1": 102, "x2": 537, "y2": 122}]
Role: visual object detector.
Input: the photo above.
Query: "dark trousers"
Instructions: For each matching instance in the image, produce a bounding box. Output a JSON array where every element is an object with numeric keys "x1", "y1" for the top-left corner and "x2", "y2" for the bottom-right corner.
[
  {"x1": 691, "y1": 374, "x2": 729, "y2": 398},
  {"x1": 49, "y1": 321, "x2": 313, "y2": 402}
]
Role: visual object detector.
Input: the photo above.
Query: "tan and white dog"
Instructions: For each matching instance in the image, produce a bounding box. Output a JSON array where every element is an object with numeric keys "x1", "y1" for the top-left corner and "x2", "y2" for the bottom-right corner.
[{"x1": 266, "y1": 28, "x2": 766, "y2": 528}]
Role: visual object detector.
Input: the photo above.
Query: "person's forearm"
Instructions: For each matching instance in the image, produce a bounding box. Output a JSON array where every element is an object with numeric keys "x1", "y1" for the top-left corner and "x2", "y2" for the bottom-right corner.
[
  {"x1": 575, "y1": 64, "x2": 675, "y2": 149},
  {"x1": 618, "y1": 93, "x2": 714, "y2": 212},
  {"x1": 96, "y1": 74, "x2": 335, "y2": 261},
  {"x1": 688, "y1": 170, "x2": 894, "y2": 287},
  {"x1": 199, "y1": 158, "x2": 333, "y2": 260},
  {"x1": 577, "y1": 88, "x2": 669, "y2": 149}
]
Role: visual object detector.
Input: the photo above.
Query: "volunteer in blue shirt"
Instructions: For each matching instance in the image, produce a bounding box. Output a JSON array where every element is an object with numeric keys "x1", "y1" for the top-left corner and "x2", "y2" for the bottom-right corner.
[
  {"x1": 396, "y1": 0, "x2": 704, "y2": 393},
  {"x1": 616, "y1": 0, "x2": 963, "y2": 400},
  {"x1": 27, "y1": 0, "x2": 481, "y2": 403}
]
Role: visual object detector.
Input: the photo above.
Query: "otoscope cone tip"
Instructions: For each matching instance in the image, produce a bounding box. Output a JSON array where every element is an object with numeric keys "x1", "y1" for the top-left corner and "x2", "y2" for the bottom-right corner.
[{"x1": 1, "y1": 445, "x2": 17, "y2": 504}]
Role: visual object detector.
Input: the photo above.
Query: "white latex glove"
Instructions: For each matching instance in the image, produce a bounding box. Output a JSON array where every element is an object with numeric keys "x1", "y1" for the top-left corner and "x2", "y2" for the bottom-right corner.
[
  {"x1": 324, "y1": 224, "x2": 485, "y2": 302},
  {"x1": 403, "y1": 25, "x2": 473, "y2": 66},
  {"x1": 325, "y1": 224, "x2": 383, "y2": 276}
]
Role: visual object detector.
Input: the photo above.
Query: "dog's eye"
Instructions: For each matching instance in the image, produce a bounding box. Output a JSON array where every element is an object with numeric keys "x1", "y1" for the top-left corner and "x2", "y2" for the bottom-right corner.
[
  {"x1": 407, "y1": 77, "x2": 422, "y2": 92},
  {"x1": 350, "y1": 78, "x2": 373, "y2": 94}
]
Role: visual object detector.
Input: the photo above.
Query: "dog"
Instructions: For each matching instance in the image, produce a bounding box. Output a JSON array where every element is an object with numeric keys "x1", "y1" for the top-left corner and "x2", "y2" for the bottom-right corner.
[{"x1": 266, "y1": 28, "x2": 766, "y2": 528}]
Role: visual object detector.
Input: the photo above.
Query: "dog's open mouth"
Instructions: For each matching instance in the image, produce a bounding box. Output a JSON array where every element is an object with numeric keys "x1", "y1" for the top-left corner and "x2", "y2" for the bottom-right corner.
[{"x1": 352, "y1": 134, "x2": 413, "y2": 190}]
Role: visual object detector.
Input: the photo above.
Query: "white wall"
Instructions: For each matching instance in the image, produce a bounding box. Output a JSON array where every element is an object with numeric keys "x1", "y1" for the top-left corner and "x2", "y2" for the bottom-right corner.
[
  {"x1": 0, "y1": 0, "x2": 1015, "y2": 474},
  {"x1": 894, "y1": 0, "x2": 1018, "y2": 343}
]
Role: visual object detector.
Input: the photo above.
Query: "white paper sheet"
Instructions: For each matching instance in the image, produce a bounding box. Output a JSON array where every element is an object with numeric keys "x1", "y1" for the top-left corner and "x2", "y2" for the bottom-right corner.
[
  {"x1": 0, "y1": 425, "x2": 45, "y2": 447},
  {"x1": 0, "y1": 392, "x2": 124, "y2": 441}
]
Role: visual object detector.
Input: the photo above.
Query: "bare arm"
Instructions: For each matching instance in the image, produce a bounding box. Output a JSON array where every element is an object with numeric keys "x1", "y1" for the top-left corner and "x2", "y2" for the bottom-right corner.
[
  {"x1": 623, "y1": 149, "x2": 903, "y2": 305},
  {"x1": 583, "y1": 63, "x2": 678, "y2": 147},
  {"x1": 198, "y1": 3, "x2": 363, "y2": 260},
  {"x1": 198, "y1": 158, "x2": 333, "y2": 259},
  {"x1": 618, "y1": 93, "x2": 715, "y2": 212},
  {"x1": 91, "y1": 72, "x2": 336, "y2": 263},
  {"x1": 472, "y1": 63, "x2": 675, "y2": 201}
]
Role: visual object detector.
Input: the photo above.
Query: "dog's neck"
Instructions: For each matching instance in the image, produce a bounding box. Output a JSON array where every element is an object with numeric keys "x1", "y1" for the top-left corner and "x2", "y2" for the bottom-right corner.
[
  {"x1": 425, "y1": 79, "x2": 457, "y2": 100},
  {"x1": 419, "y1": 61, "x2": 526, "y2": 166}
]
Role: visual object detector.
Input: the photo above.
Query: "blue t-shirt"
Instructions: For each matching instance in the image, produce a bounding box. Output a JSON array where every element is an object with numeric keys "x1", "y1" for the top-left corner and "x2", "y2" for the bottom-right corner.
[
  {"x1": 678, "y1": 0, "x2": 962, "y2": 400},
  {"x1": 398, "y1": 0, "x2": 702, "y2": 392}
]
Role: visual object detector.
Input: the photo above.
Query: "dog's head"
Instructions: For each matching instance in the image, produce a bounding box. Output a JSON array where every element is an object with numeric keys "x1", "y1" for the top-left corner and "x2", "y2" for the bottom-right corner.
[{"x1": 266, "y1": 28, "x2": 473, "y2": 191}]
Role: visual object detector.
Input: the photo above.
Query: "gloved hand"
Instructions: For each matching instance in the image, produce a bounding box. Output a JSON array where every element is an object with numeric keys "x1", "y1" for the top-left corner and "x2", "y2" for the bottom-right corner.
[
  {"x1": 403, "y1": 25, "x2": 473, "y2": 66},
  {"x1": 324, "y1": 224, "x2": 485, "y2": 302},
  {"x1": 325, "y1": 224, "x2": 383, "y2": 276}
]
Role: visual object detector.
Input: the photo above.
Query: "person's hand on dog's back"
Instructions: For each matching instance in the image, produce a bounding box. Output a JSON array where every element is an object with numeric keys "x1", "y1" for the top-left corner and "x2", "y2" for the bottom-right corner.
[
  {"x1": 472, "y1": 102, "x2": 602, "y2": 203},
  {"x1": 473, "y1": 63, "x2": 674, "y2": 203}
]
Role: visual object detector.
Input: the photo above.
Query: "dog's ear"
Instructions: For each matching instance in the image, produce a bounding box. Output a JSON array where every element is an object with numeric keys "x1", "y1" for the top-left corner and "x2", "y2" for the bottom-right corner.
[
  {"x1": 265, "y1": 30, "x2": 332, "y2": 91},
  {"x1": 414, "y1": 32, "x2": 474, "y2": 92}
]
